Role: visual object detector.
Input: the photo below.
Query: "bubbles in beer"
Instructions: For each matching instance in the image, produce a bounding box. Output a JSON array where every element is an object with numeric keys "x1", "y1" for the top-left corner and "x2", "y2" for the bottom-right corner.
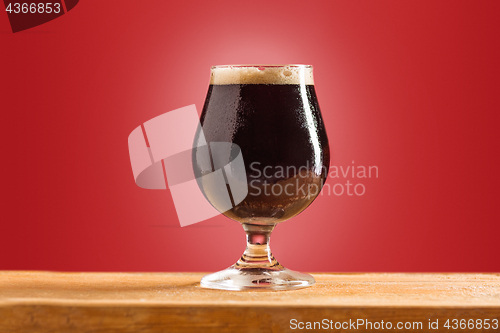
[{"x1": 210, "y1": 65, "x2": 314, "y2": 85}]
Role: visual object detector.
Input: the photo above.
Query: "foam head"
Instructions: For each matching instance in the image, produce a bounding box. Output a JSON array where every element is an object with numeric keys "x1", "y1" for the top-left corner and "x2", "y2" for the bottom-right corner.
[{"x1": 210, "y1": 65, "x2": 314, "y2": 85}]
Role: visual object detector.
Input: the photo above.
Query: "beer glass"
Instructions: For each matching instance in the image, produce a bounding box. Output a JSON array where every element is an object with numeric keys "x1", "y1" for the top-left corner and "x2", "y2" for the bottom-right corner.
[{"x1": 193, "y1": 65, "x2": 329, "y2": 290}]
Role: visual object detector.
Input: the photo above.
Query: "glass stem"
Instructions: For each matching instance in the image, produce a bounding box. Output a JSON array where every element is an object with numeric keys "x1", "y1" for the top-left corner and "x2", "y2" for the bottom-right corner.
[{"x1": 235, "y1": 223, "x2": 282, "y2": 270}]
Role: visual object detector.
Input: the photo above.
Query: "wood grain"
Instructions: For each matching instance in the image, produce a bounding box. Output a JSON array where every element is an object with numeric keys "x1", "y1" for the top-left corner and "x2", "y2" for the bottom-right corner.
[{"x1": 0, "y1": 271, "x2": 499, "y2": 332}]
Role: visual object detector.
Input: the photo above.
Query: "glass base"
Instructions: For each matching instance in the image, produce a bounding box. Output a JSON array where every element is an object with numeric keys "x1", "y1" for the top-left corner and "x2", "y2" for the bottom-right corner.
[{"x1": 200, "y1": 266, "x2": 315, "y2": 291}]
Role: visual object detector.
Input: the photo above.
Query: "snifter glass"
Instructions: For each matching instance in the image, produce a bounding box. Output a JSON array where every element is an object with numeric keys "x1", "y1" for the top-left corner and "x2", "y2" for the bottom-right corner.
[{"x1": 193, "y1": 64, "x2": 329, "y2": 291}]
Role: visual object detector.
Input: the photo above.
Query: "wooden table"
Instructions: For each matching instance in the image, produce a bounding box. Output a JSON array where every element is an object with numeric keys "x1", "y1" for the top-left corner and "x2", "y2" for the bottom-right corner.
[{"x1": 0, "y1": 272, "x2": 499, "y2": 332}]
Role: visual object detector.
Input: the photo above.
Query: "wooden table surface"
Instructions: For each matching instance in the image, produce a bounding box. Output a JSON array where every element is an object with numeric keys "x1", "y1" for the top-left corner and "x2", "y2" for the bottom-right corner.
[{"x1": 0, "y1": 271, "x2": 499, "y2": 332}]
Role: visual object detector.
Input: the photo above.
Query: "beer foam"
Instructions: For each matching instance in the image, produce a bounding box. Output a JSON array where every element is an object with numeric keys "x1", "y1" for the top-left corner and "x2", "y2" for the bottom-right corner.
[{"x1": 210, "y1": 65, "x2": 314, "y2": 85}]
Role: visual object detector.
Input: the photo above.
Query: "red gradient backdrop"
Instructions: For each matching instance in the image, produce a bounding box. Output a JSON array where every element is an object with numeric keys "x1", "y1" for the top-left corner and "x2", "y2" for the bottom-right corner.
[{"x1": 1, "y1": 0, "x2": 499, "y2": 272}]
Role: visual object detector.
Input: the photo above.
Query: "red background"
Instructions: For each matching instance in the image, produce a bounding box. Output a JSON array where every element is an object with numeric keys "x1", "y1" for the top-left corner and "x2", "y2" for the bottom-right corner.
[{"x1": 1, "y1": 0, "x2": 499, "y2": 272}]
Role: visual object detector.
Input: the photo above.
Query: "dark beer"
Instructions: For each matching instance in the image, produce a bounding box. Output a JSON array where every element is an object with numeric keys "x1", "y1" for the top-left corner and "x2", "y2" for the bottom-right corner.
[{"x1": 194, "y1": 66, "x2": 330, "y2": 224}]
